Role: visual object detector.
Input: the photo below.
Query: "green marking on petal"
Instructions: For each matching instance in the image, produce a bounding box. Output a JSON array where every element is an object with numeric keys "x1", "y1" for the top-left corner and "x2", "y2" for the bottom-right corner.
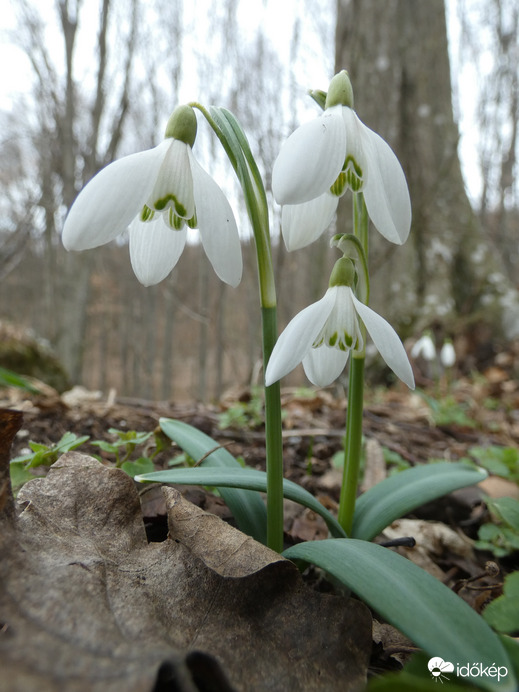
[
  {"x1": 328, "y1": 332, "x2": 338, "y2": 347},
  {"x1": 187, "y1": 212, "x2": 197, "y2": 229},
  {"x1": 167, "y1": 208, "x2": 185, "y2": 230},
  {"x1": 154, "y1": 194, "x2": 187, "y2": 218},
  {"x1": 343, "y1": 155, "x2": 364, "y2": 193},
  {"x1": 330, "y1": 172, "x2": 347, "y2": 197},
  {"x1": 140, "y1": 205, "x2": 155, "y2": 222}
]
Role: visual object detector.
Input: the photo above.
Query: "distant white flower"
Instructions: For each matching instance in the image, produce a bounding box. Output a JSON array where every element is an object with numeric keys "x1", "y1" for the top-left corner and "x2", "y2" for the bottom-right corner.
[
  {"x1": 265, "y1": 280, "x2": 414, "y2": 389},
  {"x1": 272, "y1": 73, "x2": 411, "y2": 250},
  {"x1": 411, "y1": 333, "x2": 437, "y2": 362},
  {"x1": 62, "y1": 106, "x2": 242, "y2": 287},
  {"x1": 440, "y1": 340, "x2": 456, "y2": 368}
]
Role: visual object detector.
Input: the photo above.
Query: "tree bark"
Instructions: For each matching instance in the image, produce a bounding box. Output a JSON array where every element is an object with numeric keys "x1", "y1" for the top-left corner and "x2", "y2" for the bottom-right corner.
[{"x1": 334, "y1": 0, "x2": 519, "y2": 342}]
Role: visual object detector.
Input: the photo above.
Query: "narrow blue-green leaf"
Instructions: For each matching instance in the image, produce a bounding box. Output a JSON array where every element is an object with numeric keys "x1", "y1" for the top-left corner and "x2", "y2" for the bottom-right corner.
[
  {"x1": 352, "y1": 462, "x2": 487, "y2": 540},
  {"x1": 283, "y1": 539, "x2": 516, "y2": 692},
  {"x1": 136, "y1": 466, "x2": 346, "y2": 539},
  {"x1": 0, "y1": 366, "x2": 40, "y2": 393},
  {"x1": 158, "y1": 418, "x2": 267, "y2": 544}
]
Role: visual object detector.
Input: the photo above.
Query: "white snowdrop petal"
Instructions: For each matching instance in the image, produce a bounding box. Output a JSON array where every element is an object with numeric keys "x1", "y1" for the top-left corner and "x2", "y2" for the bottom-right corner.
[
  {"x1": 281, "y1": 194, "x2": 338, "y2": 251},
  {"x1": 265, "y1": 294, "x2": 334, "y2": 386},
  {"x1": 189, "y1": 151, "x2": 242, "y2": 287},
  {"x1": 129, "y1": 216, "x2": 187, "y2": 286},
  {"x1": 272, "y1": 105, "x2": 346, "y2": 205},
  {"x1": 351, "y1": 295, "x2": 415, "y2": 389},
  {"x1": 62, "y1": 142, "x2": 168, "y2": 251},
  {"x1": 356, "y1": 115, "x2": 411, "y2": 244},
  {"x1": 302, "y1": 346, "x2": 348, "y2": 386}
]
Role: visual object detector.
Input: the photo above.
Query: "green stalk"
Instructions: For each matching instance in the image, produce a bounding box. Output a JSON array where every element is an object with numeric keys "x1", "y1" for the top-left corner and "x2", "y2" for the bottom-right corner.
[
  {"x1": 337, "y1": 354, "x2": 365, "y2": 533},
  {"x1": 337, "y1": 193, "x2": 369, "y2": 535},
  {"x1": 191, "y1": 102, "x2": 284, "y2": 551},
  {"x1": 262, "y1": 306, "x2": 284, "y2": 552}
]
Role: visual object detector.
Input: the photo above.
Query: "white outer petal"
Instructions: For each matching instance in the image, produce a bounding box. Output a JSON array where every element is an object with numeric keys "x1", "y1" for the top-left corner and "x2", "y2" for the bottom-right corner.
[
  {"x1": 351, "y1": 295, "x2": 415, "y2": 389},
  {"x1": 62, "y1": 141, "x2": 168, "y2": 251},
  {"x1": 281, "y1": 194, "x2": 339, "y2": 251},
  {"x1": 189, "y1": 151, "x2": 243, "y2": 287},
  {"x1": 265, "y1": 293, "x2": 334, "y2": 386},
  {"x1": 272, "y1": 105, "x2": 346, "y2": 205},
  {"x1": 302, "y1": 345, "x2": 348, "y2": 386},
  {"x1": 129, "y1": 216, "x2": 187, "y2": 286},
  {"x1": 349, "y1": 111, "x2": 411, "y2": 244}
]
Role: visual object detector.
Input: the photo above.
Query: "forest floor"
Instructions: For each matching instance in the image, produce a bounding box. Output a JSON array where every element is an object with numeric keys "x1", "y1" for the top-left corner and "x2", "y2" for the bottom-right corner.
[{"x1": 2, "y1": 350, "x2": 519, "y2": 689}]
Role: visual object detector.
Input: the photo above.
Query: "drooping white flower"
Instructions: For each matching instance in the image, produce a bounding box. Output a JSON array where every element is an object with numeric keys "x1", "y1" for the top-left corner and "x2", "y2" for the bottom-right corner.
[
  {"x1": 440, "y1": 340, "x2": 456, "y2": 368},
  {"x1": 411, "y1": 333, "x2": 437, "y2": 362},
  {"x1": 272, "y1": 71, "x2": 411, "y2": 250},
  {"x1": 62, "y1": 105, "x2": 242, "y2": 287},
  {"x1": 265, "y1": 258, "x2": 415, "y2": 389}
]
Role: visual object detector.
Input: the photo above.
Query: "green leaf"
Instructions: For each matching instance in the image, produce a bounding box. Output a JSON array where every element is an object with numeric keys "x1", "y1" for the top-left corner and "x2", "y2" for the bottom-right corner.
[
  {"x1": 483, "y1": 572, "x2": 519, "y2": 634},
  {"x1": 136, "y1": 466, "x2": 346, "y2": 539},
  {"x1": 9, "y1": 460, "x2": 35, "y2": 491},
  {"x1": 121, "y1": 457, "x2": 155, "y2": 479},
  {"x1": 486, "y1": 497, "x2": 519, "y2": 531},
  {"x1": 0, "y1": 366, "x2": 40, "y2": 393},
  {"x1": 157, "y1": 418, "x2": 268, "y2": 544},
  {"x1": 352, "y1": 462, "x2": 487, "y2": 540},
  {"x1": 283, "y1": 539, "x2": 516, "y2": 692}
]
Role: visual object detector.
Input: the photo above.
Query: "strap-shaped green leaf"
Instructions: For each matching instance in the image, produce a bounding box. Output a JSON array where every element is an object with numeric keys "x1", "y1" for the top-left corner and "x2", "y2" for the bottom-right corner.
[
  {"x1": 283, "y1": 539, "x2": 516, "y2": 692},
  {"x1": 157, "y1": 418, "x2": 268, "y2": 544},
  {"x1": 137, "y1": 466, "x2": 347, "y2": 539},
  {"x1": 352, "y1": 462, "x2": 487, "y2": 540}
]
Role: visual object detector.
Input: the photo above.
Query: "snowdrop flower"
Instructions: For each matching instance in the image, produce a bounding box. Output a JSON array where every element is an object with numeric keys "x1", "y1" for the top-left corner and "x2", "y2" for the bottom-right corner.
[
  {"x1": 272, "y1": 71, "x2": 411, "y2": 250},
  {"x1": 265, "y1": 258, "x2": 414, "y2": 389},
  {"x1": 62, "y1": 105, "x2": 242, "y2": 287},
  {"x1": 440, "y1": 340, "x2": 456, "y2": 368},
  {"x1": 411, "y1": 332, "x2": 437, "y2": 361}
]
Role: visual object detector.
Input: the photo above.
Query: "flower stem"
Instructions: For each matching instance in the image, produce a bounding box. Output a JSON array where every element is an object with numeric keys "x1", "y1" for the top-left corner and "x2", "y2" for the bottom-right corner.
[
  {"x1": 192, "y1": 102, "x2": 284, "y2": 551},
  {"x1": 262, "y1": 306, "x2": 284, "y2": 553},
  {"x1": 337, "y1": 353, "x2": 365, "y2": 534},
  {"x1": 337, "y1": 193, "x2": 369, "y2": 535}
]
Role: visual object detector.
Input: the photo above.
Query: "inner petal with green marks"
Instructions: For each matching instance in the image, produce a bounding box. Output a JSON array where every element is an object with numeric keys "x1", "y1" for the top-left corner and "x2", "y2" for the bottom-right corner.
[
  {"x1": 313, "y1": 286, "x2": 364, "y2": 353},
  {"x1": 330, "y1": 155, "x2": 364, "y2": 196},
  {"x1": 147, "y1": 138, "x2": 196, "y2": 222}
]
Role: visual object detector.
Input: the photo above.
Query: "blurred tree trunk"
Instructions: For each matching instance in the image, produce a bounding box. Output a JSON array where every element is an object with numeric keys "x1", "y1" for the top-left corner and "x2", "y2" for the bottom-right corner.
[{"x1": 335, "y1": 0, "x2": 519, "y2": 343}]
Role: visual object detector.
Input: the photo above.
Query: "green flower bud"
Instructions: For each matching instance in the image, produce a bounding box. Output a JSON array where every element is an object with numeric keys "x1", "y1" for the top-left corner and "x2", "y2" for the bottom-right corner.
[
  {"x1": 164, "y1": 105, "x2": 197, "y2": 146},
  {"x1": 329, "y1": 257, "x2": 356, "y2": 288},
  {"x1": 325, "y1": 70, "x2": 354, "y2": 109}
]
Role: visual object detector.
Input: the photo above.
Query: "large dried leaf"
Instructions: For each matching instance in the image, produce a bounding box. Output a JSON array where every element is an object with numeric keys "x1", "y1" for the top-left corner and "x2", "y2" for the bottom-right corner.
[{"x1": 0, "y1": 449, "x2": 371, "y2": 691}]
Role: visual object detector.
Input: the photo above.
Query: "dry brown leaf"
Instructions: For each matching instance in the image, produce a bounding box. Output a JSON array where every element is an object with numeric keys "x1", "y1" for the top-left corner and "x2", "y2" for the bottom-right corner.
[{"x1": 1, "y1": 449, "x2": 371, "y2": 691}]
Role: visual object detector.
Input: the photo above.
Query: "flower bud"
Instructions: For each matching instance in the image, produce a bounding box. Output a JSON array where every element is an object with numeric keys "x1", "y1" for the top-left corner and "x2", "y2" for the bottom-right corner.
[
  {"x1": 165, "y1": 105, "x2": 197, "y2": 146},
  {"x1": 325, "y1": 70, "x2": 354, "y2": 109}
]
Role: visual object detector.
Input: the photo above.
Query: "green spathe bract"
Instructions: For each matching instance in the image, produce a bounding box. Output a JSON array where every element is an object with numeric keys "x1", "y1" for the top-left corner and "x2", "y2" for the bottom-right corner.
[{"x1": 325, "y1": 69, "x2": 354, "y2": 109}]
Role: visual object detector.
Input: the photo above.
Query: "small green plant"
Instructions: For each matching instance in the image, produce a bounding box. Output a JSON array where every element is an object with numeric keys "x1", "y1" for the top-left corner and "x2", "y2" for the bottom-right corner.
[
  {"x1": 9, "y1": 426, "x2": 175, "y2": 486},
  {"x1": 475, "y1": 496, "x2": 519, "y2": 558},
  {"x1": 217, "y1": 388, "x2": 265, "y2": 430},
  {"x1": 11, "y1": 431, "x2": 90, "y2": 468},
  {"x1": 10, "y1": 431, "x2": 90, "y2": 491},
  {"x1": 469, "y1": 445, "x2": 519, "y2": 483},
  {"x1": 483, "y1": 571, "x2": 519, "y2": 635},
  {"x1": 90, "y1": 427, "x2": 173, "y2": 477},
  {"x1": 419, "y1": 390, "x2": 477, "y2": 428}
]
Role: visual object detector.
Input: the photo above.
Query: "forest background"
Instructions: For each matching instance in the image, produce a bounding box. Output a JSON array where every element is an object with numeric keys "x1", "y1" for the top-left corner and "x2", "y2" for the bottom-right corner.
[{"x1": 0, "y1": 0, "x2": 518, "y2": 403}]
